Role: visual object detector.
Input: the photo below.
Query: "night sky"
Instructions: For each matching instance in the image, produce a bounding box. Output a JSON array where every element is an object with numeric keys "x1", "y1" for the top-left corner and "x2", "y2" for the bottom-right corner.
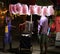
[{"x1": 0, "y1": 0, "x2": 60, "y2": 9}]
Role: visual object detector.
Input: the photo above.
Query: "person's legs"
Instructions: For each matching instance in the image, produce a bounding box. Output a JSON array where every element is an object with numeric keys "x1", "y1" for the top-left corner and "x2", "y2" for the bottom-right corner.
[
  {"x1": 44, "y1": 34, "x2": 48, "y2": 54},
  {"x1": 40, "y1": 34, "x2": 44, "y2": 54},
  {"x1": 9, "y1": 42, "x2": 12, "y2": 49},
  {"x1": 8, "y1": 32, "x2": 12, "y2": 49},
  {"x1": 3, "y1": 33, "x2": 8, "y2": 52}
]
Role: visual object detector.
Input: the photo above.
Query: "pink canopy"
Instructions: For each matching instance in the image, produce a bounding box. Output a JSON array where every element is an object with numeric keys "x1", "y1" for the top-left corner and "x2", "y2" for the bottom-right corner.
[
  {"x1": 9, "y1": 3, "x2": 54, "y2": 16},
  {"x1": 22, "y1": 4, "x2": 29, "y2": 15},
  {"x1": 16, "y1": 3, "x2": 23, "y2": 15}
]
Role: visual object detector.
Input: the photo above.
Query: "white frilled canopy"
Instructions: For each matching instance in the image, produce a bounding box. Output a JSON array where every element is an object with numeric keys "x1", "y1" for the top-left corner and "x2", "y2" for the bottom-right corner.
[{"x1": 9, "y1": 3, "x2": 54, "y2": 16}]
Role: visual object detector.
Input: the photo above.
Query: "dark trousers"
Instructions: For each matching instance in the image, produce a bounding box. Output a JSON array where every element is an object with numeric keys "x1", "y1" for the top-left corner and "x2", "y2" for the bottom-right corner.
[{"x1": 38, "y1": 34, "x2": 48, "y2": 54}]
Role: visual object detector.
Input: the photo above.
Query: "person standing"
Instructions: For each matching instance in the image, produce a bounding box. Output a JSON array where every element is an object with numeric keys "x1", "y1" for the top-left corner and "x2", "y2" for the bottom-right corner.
[
  {"x1": 3, "y1": 13, "x2": 12, "y2": 52},
  {"x1": 38, "y1": 15, "x2": 48, "y2": 54}
]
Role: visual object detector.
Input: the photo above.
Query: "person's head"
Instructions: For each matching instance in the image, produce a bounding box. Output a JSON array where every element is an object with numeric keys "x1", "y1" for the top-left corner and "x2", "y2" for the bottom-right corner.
[
  {"x1": 6, "y1": 11, "x2": 11, "y2": 23},
  {"x1": 6, "y1": 11, "x2": 10, "y2": 16}
]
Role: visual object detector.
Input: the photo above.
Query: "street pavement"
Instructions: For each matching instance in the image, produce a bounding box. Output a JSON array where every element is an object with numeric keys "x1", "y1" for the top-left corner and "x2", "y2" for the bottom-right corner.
[{"x1": 0, "y1": 37, "x2": 60, "y2": 54}]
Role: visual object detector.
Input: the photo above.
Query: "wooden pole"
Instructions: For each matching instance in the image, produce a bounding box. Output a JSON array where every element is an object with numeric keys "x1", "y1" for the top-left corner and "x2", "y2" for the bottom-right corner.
[{"x1": 31, "y1": 14, "x2": 32, "y2": 23}]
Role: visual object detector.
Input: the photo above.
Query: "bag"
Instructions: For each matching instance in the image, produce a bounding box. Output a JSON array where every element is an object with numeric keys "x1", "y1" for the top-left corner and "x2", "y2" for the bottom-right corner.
[{"x1": 5, "y1": 25, "x2": 8, "y2": 33}]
